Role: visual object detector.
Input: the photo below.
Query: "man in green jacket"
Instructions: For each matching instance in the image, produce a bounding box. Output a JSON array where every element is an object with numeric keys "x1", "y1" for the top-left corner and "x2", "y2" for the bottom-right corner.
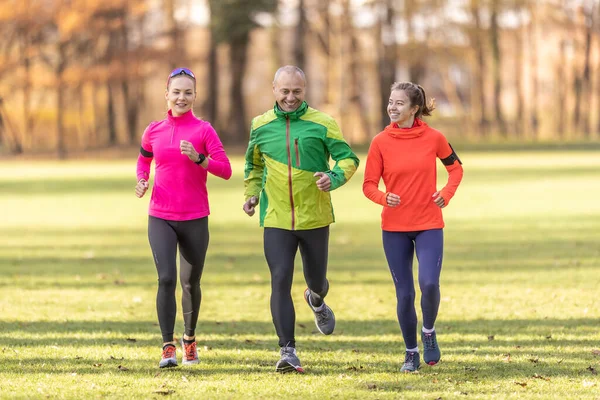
[{"x1": 243, "y1": 65, "x2": 360, "y2": 373}]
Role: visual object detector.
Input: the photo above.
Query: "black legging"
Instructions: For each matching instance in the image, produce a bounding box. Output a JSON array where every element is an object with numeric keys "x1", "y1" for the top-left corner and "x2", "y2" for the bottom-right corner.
[
  {"x1": 264, "y1": 226, "x2": 330, "y2": 348},
  {"x1": 148, "y1": 216, "x2": 209, "y2": 343}
]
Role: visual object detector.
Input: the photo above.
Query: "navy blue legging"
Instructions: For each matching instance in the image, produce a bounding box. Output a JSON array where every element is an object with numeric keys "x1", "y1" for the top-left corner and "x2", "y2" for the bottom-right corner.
[{"x1": 382, "y1": 229, "x2": 443, "y2": 349}]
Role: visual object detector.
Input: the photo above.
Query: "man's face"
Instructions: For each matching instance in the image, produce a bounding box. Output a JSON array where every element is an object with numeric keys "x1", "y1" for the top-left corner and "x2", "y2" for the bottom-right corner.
[{"x1": 273, "y1": 71, "x2": 305, "y2": 112}]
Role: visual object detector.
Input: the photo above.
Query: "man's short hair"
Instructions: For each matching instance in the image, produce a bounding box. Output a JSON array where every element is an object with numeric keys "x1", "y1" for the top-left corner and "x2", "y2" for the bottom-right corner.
[{"x1": 273, "y1": 65, "x2": 306, "y2": 84}]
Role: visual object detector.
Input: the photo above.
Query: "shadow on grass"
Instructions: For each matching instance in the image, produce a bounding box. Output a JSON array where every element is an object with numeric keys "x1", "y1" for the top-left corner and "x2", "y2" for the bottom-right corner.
[{"x1": 2, "y1": 318, "x2": 598, "y2": 350}]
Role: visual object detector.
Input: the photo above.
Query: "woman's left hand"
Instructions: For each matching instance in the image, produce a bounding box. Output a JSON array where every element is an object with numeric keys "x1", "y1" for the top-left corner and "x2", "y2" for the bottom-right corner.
[{"x1": 432, "y1": 191, "x2": 445, "y2": 208}]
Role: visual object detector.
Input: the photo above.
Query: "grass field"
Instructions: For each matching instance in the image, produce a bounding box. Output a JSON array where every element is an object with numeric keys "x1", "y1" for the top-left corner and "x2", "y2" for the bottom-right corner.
[{"x1": 0, "y1": 150, "x2": 599, "y2": 399}]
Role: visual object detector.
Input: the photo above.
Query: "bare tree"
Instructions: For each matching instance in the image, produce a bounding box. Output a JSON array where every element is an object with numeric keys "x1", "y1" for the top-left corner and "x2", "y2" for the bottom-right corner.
[
  {"x1": 490, "y1": 0, "x2": 506, "y2": 135},
  {"x1": 470, "y1": 0, "x2": 488, "y2": 136},
  {"x1": 377, "y1": 0, "x2": 397, "y2": 129},
  {"x1": 528, "y1": 0, "x2": 540, "y2": 139},
  {"x1": 294, "y1": 0, "x2": 307, "y2": 70}
]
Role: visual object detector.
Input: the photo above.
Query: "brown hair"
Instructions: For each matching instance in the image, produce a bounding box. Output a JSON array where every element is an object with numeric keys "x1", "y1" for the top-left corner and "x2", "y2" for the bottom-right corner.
[{"x1": 390, "y1": 82, "x2": 436, "y2": 119}]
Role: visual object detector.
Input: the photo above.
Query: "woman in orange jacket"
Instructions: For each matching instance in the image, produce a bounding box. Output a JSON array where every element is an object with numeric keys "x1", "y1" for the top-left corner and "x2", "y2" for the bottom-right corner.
[{"x1": 363, "y1": 82, "x2": 464, "y2": 372}]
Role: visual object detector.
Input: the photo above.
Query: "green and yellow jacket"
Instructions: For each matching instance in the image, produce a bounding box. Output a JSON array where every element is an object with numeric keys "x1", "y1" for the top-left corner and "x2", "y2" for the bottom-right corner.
[{"x1": 244, "y1": 102, "x2": 359, "y2": 230}]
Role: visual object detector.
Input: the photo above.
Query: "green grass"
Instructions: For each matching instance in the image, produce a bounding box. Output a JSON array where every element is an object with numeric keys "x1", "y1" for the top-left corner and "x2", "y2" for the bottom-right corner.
[{"x1": 0, "y1": 151, "x2": 599, "y2": 399}]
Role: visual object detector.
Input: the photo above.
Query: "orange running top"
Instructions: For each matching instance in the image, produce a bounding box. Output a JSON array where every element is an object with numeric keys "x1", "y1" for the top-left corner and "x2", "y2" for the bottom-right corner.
[{"x1": 362, "y1": 119, "x2": 464, "y2": 231}]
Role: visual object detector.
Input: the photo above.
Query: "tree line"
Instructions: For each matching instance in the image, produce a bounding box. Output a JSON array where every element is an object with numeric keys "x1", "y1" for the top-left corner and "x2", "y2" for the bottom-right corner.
[{"x1": 0, "y1": 0, "x2": 598, "y2": 156}]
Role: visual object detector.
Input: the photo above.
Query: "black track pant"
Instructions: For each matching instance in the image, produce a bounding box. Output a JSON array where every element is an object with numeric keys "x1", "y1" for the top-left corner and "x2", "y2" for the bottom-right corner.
[
  {"x1": 264, "y1": 226, "x2": 330, "y2": 348},
  {"x1": 148, "y1": 216, "x2": 209, "y2": 343}
]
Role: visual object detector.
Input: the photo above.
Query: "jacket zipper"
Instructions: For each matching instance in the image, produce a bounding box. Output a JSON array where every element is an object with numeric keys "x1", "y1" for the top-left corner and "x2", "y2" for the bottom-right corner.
[
  {"x1": 170, "y1": 125, "x2": 175, "y2": 145},
  {"x1": 286, "y1": 117, "x2": 295, "y2": 230},
  {"x1": 294, "y1": 138, "x2": 301, "y2": 167}
]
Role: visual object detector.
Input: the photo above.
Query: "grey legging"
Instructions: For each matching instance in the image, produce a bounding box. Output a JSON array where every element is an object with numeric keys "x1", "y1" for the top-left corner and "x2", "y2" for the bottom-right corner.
[{"x1": 148, "y1": 216, "x2": 209, "y2": 343}]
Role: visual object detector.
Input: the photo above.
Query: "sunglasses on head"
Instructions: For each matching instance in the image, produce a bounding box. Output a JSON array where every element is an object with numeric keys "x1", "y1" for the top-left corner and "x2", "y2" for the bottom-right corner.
[{"x1": 167, "y1": 68, "x2": 196, "y2": 87}]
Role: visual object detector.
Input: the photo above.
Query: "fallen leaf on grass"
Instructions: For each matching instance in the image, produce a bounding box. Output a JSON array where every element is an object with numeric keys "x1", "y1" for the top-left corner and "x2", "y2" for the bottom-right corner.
[
  {"x1": 545, "y1": 335, "x2": 552, "y2": 340},
  {"x1": 154, "y1": 372, "x2": 161, "y2": 378},
  {"x1": 204, "y1": 346, "x2": 212, "y2": 351},
  {"x1": 244, "y1": 339, "x2": 255, "y2": 344},
  {"x1": 587, "y1": 366, "x2": 597, "y2": 375},
  {"x1": 502, "y1": 354, "x2": 511, "y2": 363},
  {"x1": 514, "y1": 381, "x2": 527, "y2": 387},
  {"x1": 126, "y1": 338, "x2": 137, "y2": 342},
  {"x1": 297, "y1": 323, "x2": 306, "y2": 329},
  {"x1": 487, "y1": 335, "x2": 495, "y2": 341},
  {"x1": 93, "y1": 363, "x2": 102, "y2": 367},
  {"x1": 366, "y1": 383, "x2": 377, "y2": 390},
  {"x1": 583, "y1": 380, "x2": 597, "y2": 388},
  {"x1": 528, "y1": 357, "x2": 539, "y2": 363},
  {"x1": 557, "y1": 359, "x2": 563, "y2": 364},
  {"x1": 532, "y1": 374, "x2": 550, "y2": 381},
  {"x1": 110, "y1": 356, "x2": 124, "y2": 360},
  {"x1": 181, "y1": 376, "x2": 189, "y2": 383},
  {"x1": 153, "y1": 389, "x2": 175, "y2": 395},
  {"x1": 118, "y1": 365, "x2": 129, "y2": 371},
  {"x1": 592, "y1": 349, "x2": 600, "y2": 356}
]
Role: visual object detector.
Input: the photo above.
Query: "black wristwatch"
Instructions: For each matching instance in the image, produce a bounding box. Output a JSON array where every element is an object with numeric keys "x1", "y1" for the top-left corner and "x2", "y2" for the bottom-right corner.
[{"x1": 195, "y1": 153, "x2": 206, "y2": 165}]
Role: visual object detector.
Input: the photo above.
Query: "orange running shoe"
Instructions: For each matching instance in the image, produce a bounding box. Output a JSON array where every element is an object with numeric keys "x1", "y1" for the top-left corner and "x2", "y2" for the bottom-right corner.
[
  {"x1": 181, "y1": 337, "x2": 199, "y2": 365},
  {"x1": 159, "y1": 344, "x2": 178, "y2": 368}
]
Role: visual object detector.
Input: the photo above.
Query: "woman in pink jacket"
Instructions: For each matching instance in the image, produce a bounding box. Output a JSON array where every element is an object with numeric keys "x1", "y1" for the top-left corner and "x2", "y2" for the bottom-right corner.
[{"x1": 135, "y1": 68, "x2": 232, "y2": 368}]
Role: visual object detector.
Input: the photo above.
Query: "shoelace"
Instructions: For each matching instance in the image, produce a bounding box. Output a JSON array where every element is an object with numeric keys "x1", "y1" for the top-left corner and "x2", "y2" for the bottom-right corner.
[
  {"x1": 315, "y1": 308, "x2": 330, "y2": 324},
  {"x1": 183, "y1": 341, "x2": 197, "y2": 360},
  {"x1": 405, "y1": 352, "x2": 416, "y2": 367},
  {"x1": 162, "y1": 346, "x2": 176, "y2": 359},
  {"x1": 423, "y1": 334, "x2": 436, "y2": 349}
]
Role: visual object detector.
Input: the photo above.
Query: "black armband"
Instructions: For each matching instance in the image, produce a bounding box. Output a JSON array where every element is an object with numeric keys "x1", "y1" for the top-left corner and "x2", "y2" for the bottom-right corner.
[
  {"x1": 140, "y1": 146, "x2": 153, "y2": 158},
  {"x1": 441, "y1": 144, "x2": 462, "y2": 166}
]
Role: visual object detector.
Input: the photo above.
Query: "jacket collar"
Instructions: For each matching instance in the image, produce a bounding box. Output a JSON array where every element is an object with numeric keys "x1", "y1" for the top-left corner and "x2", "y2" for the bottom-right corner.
[
  {"x1": 384, "y1": 118, "x2": 428, "y2": 138},
  {"x1": 273, "y1": 101, "x2": 308, "y2": 120},
  {"x1": 167, "y1": 109, "x2": 196, "y2": 125}
]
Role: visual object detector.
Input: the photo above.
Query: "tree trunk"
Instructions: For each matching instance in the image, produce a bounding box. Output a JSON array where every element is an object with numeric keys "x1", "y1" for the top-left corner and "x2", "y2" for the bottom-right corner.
[
  {"x1": 556, "y1": 41, "x2": 567, "y2": 139},
  {"x1": 56, "y1": 42, "x2": 67, "y2": 159},
  {"x1": 471, "y1": 1, "x2": 488, "y2": 137},
  {"x1": 514, "y1": 4, "x2": 526, "y2": 137},
  {"x1": 164, "y1": 0, "x2": 180, "y2": 68},
  {"x1": 229, "y1": 34, "x2": 249, "y2": 143},
  {"x1": 204, "y1": 35, "x2": 218, "y2": 124},
  {"x1": 21, "y1": 34, "x2": 32, "y2": 149},
  {"x1": 107, "y1": 82, "x2": 118, "y2": 145},
  {"x1": 490, "y1": 0, "x2": 506, "y2": 136},
  {"x1": 294, "y1": 0, "x2": 306, "y2": 71},
  {"x1": 120, "y1": 15, "x2": 139, "y2": 144},
  {"x1": 579, "y1": 4, "x2": 594, "y2": 137},
  {"x1": 377, "y1": 0, "x2": 396, "y2": 130},
  {"x1": 528, "y1": 1, "x2": 539, "y2": 139}
]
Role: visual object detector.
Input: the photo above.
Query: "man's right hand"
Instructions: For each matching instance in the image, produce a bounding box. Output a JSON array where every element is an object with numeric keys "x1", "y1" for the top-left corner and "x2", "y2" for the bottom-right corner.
[
  {"x1": 243, "y1": 196, "x2": 258, "y2": 217},
  {"x1": 135, "y1": 179, "x2": 149, "y2": 198}
]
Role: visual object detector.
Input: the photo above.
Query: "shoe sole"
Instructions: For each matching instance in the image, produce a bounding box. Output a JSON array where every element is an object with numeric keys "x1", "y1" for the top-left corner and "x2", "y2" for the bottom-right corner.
[
  {"x1": 276, "y1": 362, "x2": 305, "y2": 374},
  {"x1": 159, "y1": 360, "x2": 178, "y2": 368},
  {"x1": 304, "y1": 288, "x2": 335, "y2": 335}
]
